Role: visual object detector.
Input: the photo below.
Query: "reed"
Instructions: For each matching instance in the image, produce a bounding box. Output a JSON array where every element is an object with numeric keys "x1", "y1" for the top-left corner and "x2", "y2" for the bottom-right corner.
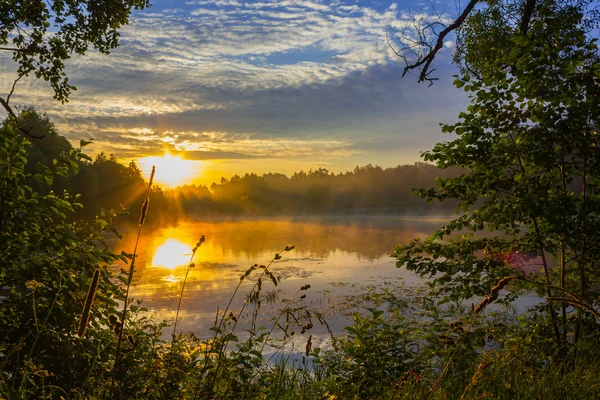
[
  {"x1": 257, "y1": 283, "x2": 311, "y2": 356},
  {"x1": 459, "y1": 356, "x2": 492, "y2": 400},
  {"x1": 172, "y1": 235, "x2": 205, "y2": 342},
  {"x1": 226, "y1": 246, "x2": 295, "y2": 336},
  {"x1": 193, "y1": 246, "x2": 297, "y2": 398},
  {"x1": 109, "y1": 165, "x2": 155, "y2": 397},
  {"x1": 77, "y1": 269, "x2": 100, "y2": 337}
]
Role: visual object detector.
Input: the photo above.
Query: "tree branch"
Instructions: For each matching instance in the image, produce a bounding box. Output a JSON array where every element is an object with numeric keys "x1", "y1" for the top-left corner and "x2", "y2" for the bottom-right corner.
[
  {"x1": 402, "y1": 0, "x2": 480, "y2": 83},
  {"x1": 395, "y1": 0, "x2": 539, "y2": 83},
  {"x1": 0, "y1": 97, "x2": 45, "y2": 139},
  {"x1": 6, "y1": 75, "x2": 23, "y2": 105},
  {"x1": 0, "y1": 46, "x2": 34, "y2": 53},
  {"x1": 0, "y1": 97, "x2": 18, "y2": 120},
  {"x1": 520, "y1": 0, "x2": 537, "y2": 34}
]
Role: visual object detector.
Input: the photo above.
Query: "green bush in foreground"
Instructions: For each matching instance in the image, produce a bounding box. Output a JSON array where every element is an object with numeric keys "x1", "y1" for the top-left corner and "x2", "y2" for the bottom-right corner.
[
  {"x1": 3, "y1": 0, "x2": 600, "y2": 398},
  {"x1": 395, "y1": 0, "x2": 600, "y2": 364},
  {"x1": 1, "y1": 114, "x2": 599, "y2": 399}
]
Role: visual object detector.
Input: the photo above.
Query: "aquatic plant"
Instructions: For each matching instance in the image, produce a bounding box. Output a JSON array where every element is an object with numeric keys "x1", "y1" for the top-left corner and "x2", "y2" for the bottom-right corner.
[
  {"x1": 109, "y1": 165, "x2": 155, "y2": 396},
  {"x1": 77, "y1": 269, "x2": 101, "y2": 337}
]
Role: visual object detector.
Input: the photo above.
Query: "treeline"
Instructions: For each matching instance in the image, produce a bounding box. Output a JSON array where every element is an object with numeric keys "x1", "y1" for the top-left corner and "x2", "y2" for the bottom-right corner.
[
  {"x1": 11, "y1": 108, "x2": 172, "y2": 225},
  {"x1": 13, "y1": 108, "x2": 459, "y2": 220},
  {"x1": 168, "y1": 164, "x2": 460, "y2": 216}
]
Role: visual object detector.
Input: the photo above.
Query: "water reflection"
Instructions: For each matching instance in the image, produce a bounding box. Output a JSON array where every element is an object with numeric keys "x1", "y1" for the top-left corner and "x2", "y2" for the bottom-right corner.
[
  {"x1": 151, "y1": 238, "x2": 193, "y2": 269},
  {"x1": 109, "y1": 216, "x2": 446, "y2": 338}
]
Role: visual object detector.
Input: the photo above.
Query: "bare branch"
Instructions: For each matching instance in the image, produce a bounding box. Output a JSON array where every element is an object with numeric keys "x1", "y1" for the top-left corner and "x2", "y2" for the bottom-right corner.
[
  {"x1": 6, "y1": 75, "x2": 23, "y2": 105},
  {"x1": 391, "y1": 0, "x2": 548, "y2": 83},
  {"x1": 402, "y1": 0, "x2": 479, "y2": 83},
  {"x1": 0, "y1": 97, "x2": 18, "y2": 120}
]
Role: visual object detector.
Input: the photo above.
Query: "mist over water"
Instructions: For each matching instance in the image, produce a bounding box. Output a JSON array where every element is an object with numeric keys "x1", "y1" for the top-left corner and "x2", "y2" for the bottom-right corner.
[{"x1": 109, "y1": 216, "x2": 449, "y2": 339}]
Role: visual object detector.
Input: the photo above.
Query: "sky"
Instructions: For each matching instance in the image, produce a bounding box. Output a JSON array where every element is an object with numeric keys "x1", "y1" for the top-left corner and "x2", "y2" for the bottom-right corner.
[{"x1": 0, "y1": 0, "x2": 469, "y2": 187}]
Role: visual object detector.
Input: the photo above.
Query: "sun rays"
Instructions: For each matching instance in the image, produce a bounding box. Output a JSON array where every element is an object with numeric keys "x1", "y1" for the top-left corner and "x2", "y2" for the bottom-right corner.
[{"x1": 138, "y1": 152, "x2": 200, "y2": 188}]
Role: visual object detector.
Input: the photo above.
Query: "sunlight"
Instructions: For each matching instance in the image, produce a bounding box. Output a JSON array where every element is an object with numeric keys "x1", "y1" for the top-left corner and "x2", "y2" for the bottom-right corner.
[
  {"x1": 151, "y1": 238, "x2": 193, "y2": 269},
  {"x1": 138, "y1": 152, "x2": 199, "y2": 188}
]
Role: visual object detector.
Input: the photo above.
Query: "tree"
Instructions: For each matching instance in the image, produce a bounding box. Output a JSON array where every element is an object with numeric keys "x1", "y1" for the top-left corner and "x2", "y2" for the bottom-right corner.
[
  {"x1": 0, "y1": 120, "x2": 126, "y2": 393},
  {"x1": 0, "y1": 0, "x2": 150, "y2": 125},
  {"x1": 127, "y1": 160, "x2": 143, "y2": 179},
  {"x1": 389, "y1": 0, "x2": 599, "y2": 84},
  {"x1": 4, "y1": 107, "x2": 72, "y2": 171},
  {"x1": 394, "y1": 0, "x2": 600, "y2": 352}
]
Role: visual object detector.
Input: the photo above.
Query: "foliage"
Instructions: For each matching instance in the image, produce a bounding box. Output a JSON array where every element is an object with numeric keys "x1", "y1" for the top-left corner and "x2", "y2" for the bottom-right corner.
[
  {"x1": 319, "y1": 308, "x2": 417, "y2": 398},
  {"x1": 0, "y1": 0, "x2": 150, "y2": 106},
  {"x1": 3, "y1": 108, "x2": 174, "y2": 225},
  {"x1": 2, "y1": 110, "x2": 600, "y2": 399},
  {"x1": 0, "y1": 116, "x2": 171, "y2": 399},
  {"x1": 4, "y1": 0, "x2": 600, "y2": 398},
  {"x1": 0, "y1": 139, "x2": 323, "y2": 398},
  {"x1": 5, "y1": 107, "x2": 72, "y2": 173},
  {"x1": 90, "y1": 151, "x2": 172, "y2": 224},
  {"x1": 0, "y1": 120, "x2": 124, "y2": 395},
  {"x1": 170, "y1": 163, "x2": 460, "y2": 216},
  {"x1": 453, "y1": 0, "x2": 600, "y2": 80},
  {"x1": 394, "y1": 0, "x2": 600, "y2": 371},
  {"x1": 390, "y1": 0, "x2": 600, "y2": 84}
]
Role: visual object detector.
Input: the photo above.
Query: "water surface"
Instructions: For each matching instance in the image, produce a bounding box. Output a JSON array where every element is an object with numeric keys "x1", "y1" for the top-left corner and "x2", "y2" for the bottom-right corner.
[{"x1": 110, "y1": 216, "x2": 448, "y2": 339}]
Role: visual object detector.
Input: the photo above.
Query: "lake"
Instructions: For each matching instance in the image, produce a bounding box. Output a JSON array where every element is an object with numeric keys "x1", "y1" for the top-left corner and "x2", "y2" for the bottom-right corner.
[{"x1": 109, "y1": 216, "x2": 453, "y2": 344}]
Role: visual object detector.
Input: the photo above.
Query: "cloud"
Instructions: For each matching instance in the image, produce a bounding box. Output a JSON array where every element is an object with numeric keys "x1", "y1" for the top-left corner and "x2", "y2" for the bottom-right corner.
[
  {"x1": 51, "y1": 61, "x2": 464, "y2": 160},
  {"x1": 0, "y1": 0, "x2": 465, "y2": 164}
]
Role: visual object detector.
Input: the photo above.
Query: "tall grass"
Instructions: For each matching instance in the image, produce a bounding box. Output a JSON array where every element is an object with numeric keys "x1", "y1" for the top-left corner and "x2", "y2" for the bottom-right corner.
[
  {"x1": 172, "y1": 235, "x2": 205, "y2": 342},
  {"x1": 109, "y1": 165, "x2": 154, "y2": 396},
  {"x1": 192, "y1": 245, "x2": 320, "y2": 397},
  {"x1": 6, "y1": 164, "x2": 600, "y2": 399}
]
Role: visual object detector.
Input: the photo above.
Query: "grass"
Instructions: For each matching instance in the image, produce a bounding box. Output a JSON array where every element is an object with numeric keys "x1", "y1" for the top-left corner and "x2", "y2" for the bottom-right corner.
[
  {"x1": 4, "y1": 247, "x2": 600, "y2": 400},
  {"x1": 3, "y1": 167, "x2": 600, "y2": 400},
  {"x1": 93, "y1": 245, "x2": 600, "y2": 399},
  {"x1": 109, "y1": 165, "x2": 155, "y2": 397}
]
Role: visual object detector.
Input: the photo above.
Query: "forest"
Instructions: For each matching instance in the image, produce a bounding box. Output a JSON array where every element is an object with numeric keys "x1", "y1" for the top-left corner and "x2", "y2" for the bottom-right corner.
[
  {"x1": 2, "y1": 0, "x2": 600, "y2": 399},
  {"x1": 173, "y1": 163, "x2": 459, "y2": 216},
  {"x1": 12, "y1": 107, "x2": 459, "y2": 222}
]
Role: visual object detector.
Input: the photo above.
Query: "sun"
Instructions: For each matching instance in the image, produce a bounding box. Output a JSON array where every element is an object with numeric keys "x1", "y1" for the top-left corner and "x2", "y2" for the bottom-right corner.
[{"x1": 138, "y1": 152, "x2": 199, "y2": 188}]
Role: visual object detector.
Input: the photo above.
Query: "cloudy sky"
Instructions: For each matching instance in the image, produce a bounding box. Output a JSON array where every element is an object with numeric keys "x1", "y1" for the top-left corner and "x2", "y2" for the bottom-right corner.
[{"x1": 1, "y1": 0, "x2": 468, "y2": 186}]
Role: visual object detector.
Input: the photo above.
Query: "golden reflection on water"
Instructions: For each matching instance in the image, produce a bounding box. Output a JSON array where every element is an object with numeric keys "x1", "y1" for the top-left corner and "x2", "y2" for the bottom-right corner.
[
  {"x1": 151, "y1": 239, "x2": 192, "y2": 269},
  {"x1": 109, "y1": 216, "x2": 447, "y2": 337}
]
